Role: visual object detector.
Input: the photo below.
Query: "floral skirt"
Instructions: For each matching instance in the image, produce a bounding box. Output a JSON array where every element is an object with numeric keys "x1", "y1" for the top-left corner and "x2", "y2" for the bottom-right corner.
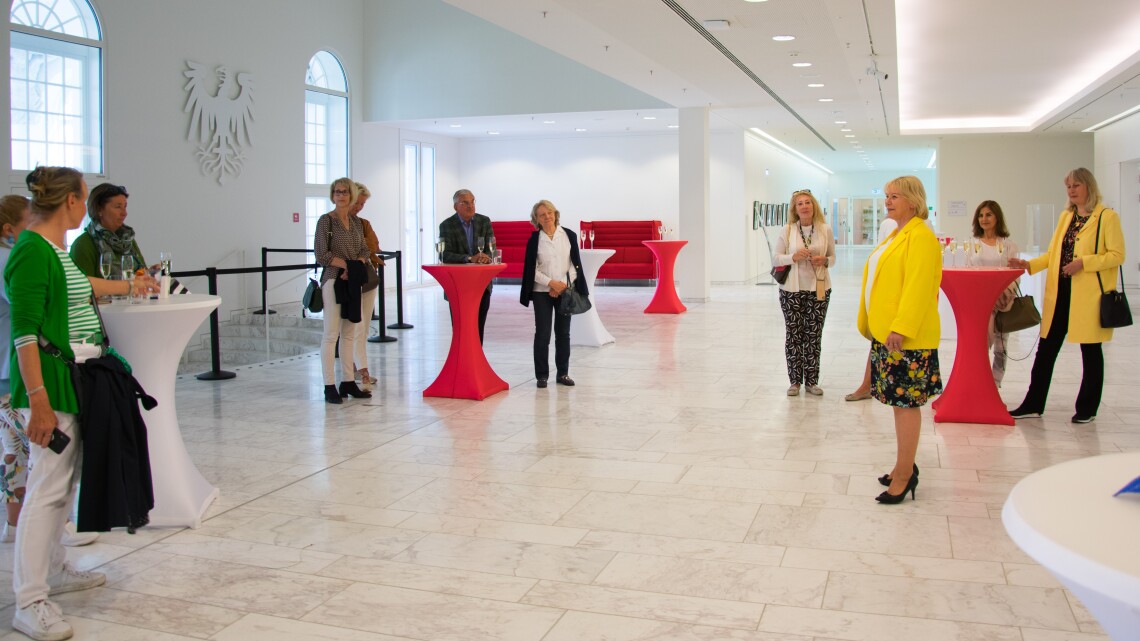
[{"x1": 870, "y1": 340, "x2": 942, "y2": 408}]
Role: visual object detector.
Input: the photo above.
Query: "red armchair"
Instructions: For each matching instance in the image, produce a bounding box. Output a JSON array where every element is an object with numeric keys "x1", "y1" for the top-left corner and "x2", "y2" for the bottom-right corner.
[{"x1": 580, "y1": 220, "x2": 663, "y2": 280}]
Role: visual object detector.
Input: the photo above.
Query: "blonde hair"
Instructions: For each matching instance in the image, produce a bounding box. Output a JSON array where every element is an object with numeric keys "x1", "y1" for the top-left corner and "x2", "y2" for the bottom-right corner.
[
  {"x1": 25, "y1": 166, "x2": 84, "y2": 218},
  {"x1": 530, "y1": 199, "x2": 560, "y2": 229},
  {"x1": 788, "y1": 189, "x2": 826, "y2": 226},
  {"x1": 354, "y1": 182, "x2": 371, "y2": 199},
  {"x1": 0, "y1": 194, "x2": 30, "y2": 231},
  {"x1": 886, "y1": 175, "x2": 929, "y2": 220},
  {"x1": 1064, "y1": 167, "x2": 1101, "y2": 213},
  {"x1": 329, "y1": 177, "x2": 359, "y2": 206}
]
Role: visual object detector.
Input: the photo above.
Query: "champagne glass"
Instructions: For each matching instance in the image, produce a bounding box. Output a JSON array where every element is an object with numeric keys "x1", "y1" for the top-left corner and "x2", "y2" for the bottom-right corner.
[
  {"x1": 488, "y1": 236, "x2": 496, "y2": 255},
  {"x1": 476, "y1": 236, "x2": 485, "y2": 254},
  {"x1": 99, "y1": 251, "x2": 114, "y2": 279},
  {"x1": 436, "y1": 238, "x2": 446, "y2": 262},
  {"x1": 657, "y1": 225, "x2": 664, "y2": 239},
  {"x1": 589, "y1": 229, "x2": 595, "y2": 248}
]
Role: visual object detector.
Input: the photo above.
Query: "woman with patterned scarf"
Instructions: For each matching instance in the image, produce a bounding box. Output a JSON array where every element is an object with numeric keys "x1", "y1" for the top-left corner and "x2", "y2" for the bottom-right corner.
[{"x1": 68, "y1": 183, "x2": 148, "y2": 278}]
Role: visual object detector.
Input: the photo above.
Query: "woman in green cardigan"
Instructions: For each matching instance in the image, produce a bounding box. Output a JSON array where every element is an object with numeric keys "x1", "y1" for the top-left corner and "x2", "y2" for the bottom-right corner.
[
  {"x1": 5, "y1": 167, "x2": 152, "y2": 641},
  {"x1": 68, "y1": 182, "x2": 147, "y2": 278}
]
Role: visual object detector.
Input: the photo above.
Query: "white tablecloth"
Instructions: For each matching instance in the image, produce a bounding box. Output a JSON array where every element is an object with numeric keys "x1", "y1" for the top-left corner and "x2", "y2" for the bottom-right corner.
[
  {"x1": 1002, "y1": 452, "x2": 1140, "y2": 640},
  {"x1": 571, "y1": 249, "x2": 616, "y2": 347},
  {"x1": 100, "y1": 294, "x2": 221, "y2": 528}
]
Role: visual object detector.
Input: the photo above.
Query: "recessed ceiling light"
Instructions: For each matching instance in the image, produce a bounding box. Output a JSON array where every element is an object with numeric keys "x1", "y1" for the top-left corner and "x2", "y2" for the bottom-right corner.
[
  {"x1": 840, "y1": 128, "x2": 852, "y2": 132},
  {"x1": 487, "y1": 131, "x2": 500, "y2": 135},
  {"x1": 643, "y1": 116, "x2": 656, "y2": 120},
  {"x1": 844, "y1": 135, "x2": 855, "y2": 138},
  {"x1": 818, "y1": 98, "x2": 833, "y2": 102},
  {"x1": 667, "y1": 124, "x2": 680, "y2": 129},
  {"x1": 834, "y1": 120, "x2": 847, "y2": 124},
  {"x1": 543, "y1": 120, "x2": 556, "y2": 124},
  {"x1": 449, "y1": 124, "x2": 461, "y2": 128},
  {"x1": 575, "y1": 128, "x2": 587, "y2": 132},
  {"x1": 807, "y1": 83, "x2": 824, "y2": 88},
  {"x1": 792, "y1": 62, "x2": 812, "y2": 68},
  {"x1": 772, "y1": 35, "x2": 795, "y2": 42},
  {"x1": 744, "y1": 0, "x2": 769, "y2": 3}
]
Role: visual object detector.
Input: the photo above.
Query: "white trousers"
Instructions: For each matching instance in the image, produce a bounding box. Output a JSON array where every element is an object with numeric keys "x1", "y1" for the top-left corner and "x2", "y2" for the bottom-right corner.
[
  {"x1": 353, "y1": 285, "x2": 379, "y2": 372},
  {"x1": 320, "y1": 281, "x2": 360, "y2": 385},
  {"x1": 13, "y1": 342, "x2": 100, "y2": 608}
]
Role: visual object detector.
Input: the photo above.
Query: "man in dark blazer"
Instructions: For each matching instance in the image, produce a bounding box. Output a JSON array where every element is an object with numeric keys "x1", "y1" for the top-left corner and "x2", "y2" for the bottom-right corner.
[{"x1": 439, "y1": 189, "x2": 494, "y2": 343}]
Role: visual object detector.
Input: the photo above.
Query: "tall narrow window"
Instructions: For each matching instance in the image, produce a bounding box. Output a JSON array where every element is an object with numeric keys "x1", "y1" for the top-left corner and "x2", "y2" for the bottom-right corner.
[
  {"x1": 9, "y1": 0, "x2": 103, "y2": 172},
  {"x1": 304, "y1": 51, "x2": 348, "y2": 255}
]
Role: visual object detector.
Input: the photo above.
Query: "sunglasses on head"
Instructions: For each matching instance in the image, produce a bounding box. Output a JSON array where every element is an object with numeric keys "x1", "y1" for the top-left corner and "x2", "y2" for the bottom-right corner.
[{"x1": 792, "y1": 189, "x2": 812, "y2": 196}]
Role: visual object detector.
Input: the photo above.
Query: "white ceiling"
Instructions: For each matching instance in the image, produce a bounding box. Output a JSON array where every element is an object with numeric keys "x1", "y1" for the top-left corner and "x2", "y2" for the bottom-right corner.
[{"x1": 388, "y1": 0, "x2": 1140, "y2": 174}]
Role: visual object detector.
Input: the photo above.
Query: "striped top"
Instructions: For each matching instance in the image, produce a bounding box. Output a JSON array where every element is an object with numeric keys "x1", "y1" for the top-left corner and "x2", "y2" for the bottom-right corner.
[{"x1": 12, "y1": 240, "x2": 100, "y2": 350}]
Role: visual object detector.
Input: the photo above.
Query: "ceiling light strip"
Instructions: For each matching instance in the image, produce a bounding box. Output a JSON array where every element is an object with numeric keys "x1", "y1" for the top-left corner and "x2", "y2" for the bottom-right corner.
[
  {"x1": 749, "y1": 128, "x2": 833, "y2": 174},
  {"x1": 659, "y1": 0, "x2": 835, "y2": 151},
  {"x1": 1082, "y1": 103, "x2": 1140, "y2": 132}
]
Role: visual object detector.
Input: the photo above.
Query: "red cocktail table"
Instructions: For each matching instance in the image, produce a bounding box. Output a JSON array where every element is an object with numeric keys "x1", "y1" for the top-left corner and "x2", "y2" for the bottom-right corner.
[
  {"x1": 933, "y1": 267, "x2": 1023, "y2": 425},
  {"x1": 642, "y1": 240, "x2": 687, "y2": 314},
  {"x1": 422, "y1": 264, "x2": 509, "y2": 400}
]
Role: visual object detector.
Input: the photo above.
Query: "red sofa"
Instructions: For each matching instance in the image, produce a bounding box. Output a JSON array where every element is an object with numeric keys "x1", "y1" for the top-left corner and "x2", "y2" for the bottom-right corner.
[
  {"x1": 489, "y1": 220, "x2": 534, "y2": 279},
  {"x1": 580, "y1": 220, "x2": 662, "y2": 280}
]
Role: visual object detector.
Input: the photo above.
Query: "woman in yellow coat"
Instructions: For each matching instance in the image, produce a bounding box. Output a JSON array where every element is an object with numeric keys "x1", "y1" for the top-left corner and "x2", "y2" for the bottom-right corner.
[
  {"x1": 857, "y1": 176, "x2": 942, "y2": 504},
  {"x1": 1008, "y1": 168, "x2": 1125, "y2": 424}
]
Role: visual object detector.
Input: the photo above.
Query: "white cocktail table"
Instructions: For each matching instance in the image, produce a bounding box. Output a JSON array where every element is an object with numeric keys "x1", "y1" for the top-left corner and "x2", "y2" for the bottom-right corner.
[
  {"x1": 100, "y1": 294, "x2": 221, "y2": 528},
  {"x1": 570, "y1": 248, "x2": 615, "y2": 347},
  {"x1": 1002, "y1": 452, "x2": 1140, "y2": 640}
]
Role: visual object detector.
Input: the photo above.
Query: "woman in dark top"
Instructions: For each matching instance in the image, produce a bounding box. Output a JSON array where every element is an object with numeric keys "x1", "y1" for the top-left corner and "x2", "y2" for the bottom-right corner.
[
  {"x1": 314, "y1": 177, "x2": 372, "y2": 405},
  {"x1": 519, "y1": 200, "x2": 587, "y2": 388}
]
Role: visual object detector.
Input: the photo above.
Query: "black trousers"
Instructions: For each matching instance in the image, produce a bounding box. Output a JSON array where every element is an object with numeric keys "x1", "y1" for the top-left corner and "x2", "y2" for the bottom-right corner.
[
  {"x1": 476, "y1": 288, "x2": 491, "y2": 345},
  {"x1": 1020, "y1": 277, "x2": 1104, "y2": 416},
  {"x1": 778, "y1": 288, "x2": 830, "y2": 386},
  {"x1": 531, "y1": 291, "x2": 570, "y2": 379}
]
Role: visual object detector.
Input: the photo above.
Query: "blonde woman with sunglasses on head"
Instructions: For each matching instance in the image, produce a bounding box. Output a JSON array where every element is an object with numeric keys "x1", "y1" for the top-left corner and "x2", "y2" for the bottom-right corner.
[{"x1": 773, "y1": 189, "x2": 835, "y2": 396}]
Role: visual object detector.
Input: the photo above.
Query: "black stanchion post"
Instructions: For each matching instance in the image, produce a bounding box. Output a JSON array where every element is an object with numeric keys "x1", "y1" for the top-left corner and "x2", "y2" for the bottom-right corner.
[
  {"x1": 388, "y1": 250, "x2": 413, "y2": 330},
  {"x1": 197, "y1": 267, "x2": 237, "y2": 380},
  {"x1": 253, "y1": 246, "x2": 276, "y2": 315},
  {"x1": 368, "y1": 259, "x2": 397, "y2": 343}
]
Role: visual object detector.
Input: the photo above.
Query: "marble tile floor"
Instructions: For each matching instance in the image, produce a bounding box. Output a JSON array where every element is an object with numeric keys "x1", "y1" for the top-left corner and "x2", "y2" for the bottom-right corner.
[{"x1": 2, "y1": 251, "x2": 1134, "y2": 640}]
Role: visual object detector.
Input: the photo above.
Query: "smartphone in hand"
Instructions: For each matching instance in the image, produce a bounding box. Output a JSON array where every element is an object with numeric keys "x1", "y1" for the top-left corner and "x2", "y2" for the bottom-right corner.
[{"x1": 48, "y1": 428, "x2": 70, "y2": 454}]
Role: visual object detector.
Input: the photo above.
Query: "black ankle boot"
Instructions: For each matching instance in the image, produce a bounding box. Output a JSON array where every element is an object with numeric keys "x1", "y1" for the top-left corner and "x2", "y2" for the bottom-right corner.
[
  {"x1": 324, "y1": 385, "x2": 342, "y2": 404},
  {"x1": 338, "y1": 381, "x2": 372, "y2": 399}
]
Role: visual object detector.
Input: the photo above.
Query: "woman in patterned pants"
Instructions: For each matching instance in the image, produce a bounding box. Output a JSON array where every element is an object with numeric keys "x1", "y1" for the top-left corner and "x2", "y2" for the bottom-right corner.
[{"x1": 773, "y1": 189, "x2": 836, "y2": 396}]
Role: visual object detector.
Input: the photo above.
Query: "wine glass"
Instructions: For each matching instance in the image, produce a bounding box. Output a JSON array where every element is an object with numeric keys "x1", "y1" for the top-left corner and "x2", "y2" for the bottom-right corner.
[
  {"x1": 99, "y1": 251, "x2": 114, "y2": 279},
  {"x1": 488, "y1": 236, "x2": 496, "y2": 255},
  {"x1": 476, "y1": 236, "x2": 485, "y2": 254},
  {"x1": 436, "y1": 238, "x2": 446, "y2": 262},
  {"x1": 589, "y1": 229, "x2": 595, "y2": 248},
  {"x1": 657, "y1": 225, "x2": 664, "y2": 239}
]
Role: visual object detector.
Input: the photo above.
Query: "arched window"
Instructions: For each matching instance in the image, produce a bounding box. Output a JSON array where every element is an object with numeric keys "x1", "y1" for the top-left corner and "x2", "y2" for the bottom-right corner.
[
  {"x1": 9, "y1": 0, "x2": 103, "y2": 172},
  {"x1": 304, "y1": 51, "x2": 349, "y2": 245}
]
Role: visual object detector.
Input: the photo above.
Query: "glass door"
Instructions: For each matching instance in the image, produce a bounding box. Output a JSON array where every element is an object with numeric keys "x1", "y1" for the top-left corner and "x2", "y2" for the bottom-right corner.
[{"x1": 401, "y1": 141, "x2": 436, "y2": 285}]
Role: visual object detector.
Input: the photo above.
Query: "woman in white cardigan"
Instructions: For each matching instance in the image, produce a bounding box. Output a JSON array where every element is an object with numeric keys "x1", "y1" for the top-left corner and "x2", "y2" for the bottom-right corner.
[{"x1": 774, "y1": 189, "x2": 836, "y2": 396}]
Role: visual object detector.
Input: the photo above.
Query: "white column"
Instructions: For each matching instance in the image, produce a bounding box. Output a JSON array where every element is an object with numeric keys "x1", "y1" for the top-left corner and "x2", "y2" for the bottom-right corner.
[{"x1": 678, "y1": 106, "x2": 710, "y2": 302}]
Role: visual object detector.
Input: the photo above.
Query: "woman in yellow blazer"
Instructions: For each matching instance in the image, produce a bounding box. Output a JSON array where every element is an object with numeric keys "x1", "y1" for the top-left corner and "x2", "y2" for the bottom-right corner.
[
  {"x1": 857, "y1": 176, "x2": 942, "y2": 504},
  {"x1": 1008, "y1": 168, "x2": 1125, "y2": 424}
]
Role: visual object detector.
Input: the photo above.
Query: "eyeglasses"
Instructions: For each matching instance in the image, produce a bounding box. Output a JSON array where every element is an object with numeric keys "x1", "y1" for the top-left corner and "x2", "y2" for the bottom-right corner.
[
  {"x1": 792, "y1": 189, "x2": 812, "y2": 195},
  {"x1": 332, "y1": 189, "x2": 350, "y2": 196}
]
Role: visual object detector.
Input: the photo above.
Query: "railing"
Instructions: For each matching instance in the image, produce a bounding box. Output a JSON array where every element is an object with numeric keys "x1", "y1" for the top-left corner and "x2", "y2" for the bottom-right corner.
[{"x1": 172, "y1": 248, "x2": 412, "y2": 382}]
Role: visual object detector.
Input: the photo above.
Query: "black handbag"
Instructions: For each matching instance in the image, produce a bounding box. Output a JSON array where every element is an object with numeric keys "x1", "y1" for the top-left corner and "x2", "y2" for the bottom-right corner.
[
  {"x1": 558, "y1": 271, "x2": 591, "y2": 316},
  {"x1": 304, "y1": 224, "x2": 332, "y2": 314},
  {"x1": 770, "y1": 264, "x2": 790, "y2": 285},
  {"x1": 1093, "y1": 214, "x2": 1133, "y2": 328},
  {"x1": 994, "y1": 284, "x2": 1041, "y2": 333}
]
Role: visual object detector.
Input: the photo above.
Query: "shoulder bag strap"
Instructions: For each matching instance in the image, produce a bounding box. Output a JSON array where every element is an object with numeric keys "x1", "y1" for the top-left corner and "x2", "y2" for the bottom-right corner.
[{"x1": 1094, "y1": 213, "x2": 1106, "y2": 295}]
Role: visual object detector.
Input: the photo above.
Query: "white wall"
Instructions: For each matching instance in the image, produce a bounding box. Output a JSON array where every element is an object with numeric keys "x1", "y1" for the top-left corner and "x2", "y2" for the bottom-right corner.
[
  {"x1": 3, "y1": 0, "x2": 369, "y2": 318},
  {"x1": 1094, "y1": 113, "x2": 1140, "y2": 285},
  {"x1": 937, "y1": 134, "x2": 1093, "y2": 248}
]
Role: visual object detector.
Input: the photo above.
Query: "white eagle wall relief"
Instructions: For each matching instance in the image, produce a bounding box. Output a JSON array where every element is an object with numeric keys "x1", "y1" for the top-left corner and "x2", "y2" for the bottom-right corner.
[{"x1": 183, "y1": 61, "x2": 255, "y2": 184}]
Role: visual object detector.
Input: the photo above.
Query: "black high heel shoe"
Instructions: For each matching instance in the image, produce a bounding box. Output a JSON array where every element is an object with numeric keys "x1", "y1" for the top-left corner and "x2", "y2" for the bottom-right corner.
[
  {"x1": 338, "y1": 381, "x2": 372, "y2": 399},
  {"x1": 324, "y1": 385, "x2": 342, "y2": 405},
  {"x1": 878, "y1": 463, "x2": 919, "y2": 487},
  {"x1": 875, "y1": 474, "x2": 918, "y2": 504}
]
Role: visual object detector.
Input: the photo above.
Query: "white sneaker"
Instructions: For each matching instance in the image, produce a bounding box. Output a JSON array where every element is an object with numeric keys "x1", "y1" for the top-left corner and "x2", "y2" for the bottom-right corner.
[
  {"x1": 1, "y1": 521, "x2": 14, "y2": 543},
  {"x1": 47, "y1": 562, "x2": 106, "y2": 596},
  {"x1": 786, "y1": 384, "x2": 800, "y2": 396},
  {"x1": 13, "y1": 599, "x2": 73, "y2": 641},
  {"x1": 61, "y1": 522, "x2": 98, "y2": 547}
]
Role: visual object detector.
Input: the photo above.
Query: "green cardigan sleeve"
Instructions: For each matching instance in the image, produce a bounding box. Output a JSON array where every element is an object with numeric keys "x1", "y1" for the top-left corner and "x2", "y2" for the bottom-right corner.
[
  {"x1": 68, "y1": 231, "x2": 99, "y2": 277},
  {"x1": 5, "y1": 234, "x2": 79, "y2": 413}
]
